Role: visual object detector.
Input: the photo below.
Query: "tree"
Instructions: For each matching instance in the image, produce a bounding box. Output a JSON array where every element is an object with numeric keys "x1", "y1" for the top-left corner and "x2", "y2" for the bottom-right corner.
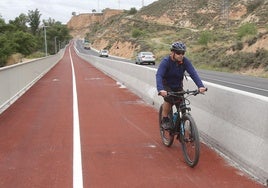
[
  {"x1": 12, "y1": 31, "x2": 37, "y2": 55},
  {"x1": 28, "y1": 9, "x2": 41, "y2": 35},
  {"x1": 0, "y1": 33, "x2": 12, "y2": 66},
  {"x1": 0, "y1": 10, "x2": 71, "y2": 66},
  {"x1": 42, "y1": 19, "x2": 71, "y2": 54},
  {"x1": 0, "y1": 18, "x2": 13, "y2": 66},
  {"x1": 129, "y1": 7, "x2": 137, "y2": 15},
  {"x1": 0, "y1": 17, "x2": 15, "y2": 33},
  {"x1": 0, "y1": 16, "x2": 6, "y2": 28},
  {"x1": 9, "y1": 13, "x2": 28, "y2": 32}
]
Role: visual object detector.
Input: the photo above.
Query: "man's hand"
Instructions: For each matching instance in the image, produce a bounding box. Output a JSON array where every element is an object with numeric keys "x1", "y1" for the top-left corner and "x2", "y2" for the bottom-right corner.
[
  {"x1": 159, "y1": 90, "x2": 167, "y2": 97},
  {"x1": 198, "y1": 87, "x2": 207, "y2": 94}
]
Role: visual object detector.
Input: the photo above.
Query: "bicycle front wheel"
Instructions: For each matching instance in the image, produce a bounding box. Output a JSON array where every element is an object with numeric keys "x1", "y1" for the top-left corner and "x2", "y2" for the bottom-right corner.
[
  {"x1": 159, "y1": 105, "x2": 174, "y2": 147},
  {"x1": 180, "y1": 113, "x2": 200, "y2": 167}
]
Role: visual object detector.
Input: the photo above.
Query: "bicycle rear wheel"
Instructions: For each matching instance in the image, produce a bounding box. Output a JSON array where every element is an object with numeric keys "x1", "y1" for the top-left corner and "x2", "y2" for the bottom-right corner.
[
  {"x1": 180, "y1": 113, "x2": 200, "y2": 167},
  {"x1": 159, "y1": 105, "x2": 174, "y2": 147}
]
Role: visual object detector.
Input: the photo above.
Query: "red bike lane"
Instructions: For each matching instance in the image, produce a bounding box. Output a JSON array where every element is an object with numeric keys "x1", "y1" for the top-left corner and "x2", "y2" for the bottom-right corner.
[
  {"x1": 0, "y1": 47, "x2": 74, "y2": 187},
  {"x1": 0, "y1": 43, "x2": 263, "y2": 187},
  {"x1": 70, "y1": 46, "x2": 262, "y2": 187}
]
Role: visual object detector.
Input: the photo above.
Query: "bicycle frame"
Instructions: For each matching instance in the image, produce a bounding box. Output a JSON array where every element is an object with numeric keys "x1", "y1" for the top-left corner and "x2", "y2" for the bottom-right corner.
[
  {"x1": 159, "y1": 89, "x2": 207, "y2": 167},
  {"x1": 168, "y1": 90, "x2": 199, "y2": 133}
]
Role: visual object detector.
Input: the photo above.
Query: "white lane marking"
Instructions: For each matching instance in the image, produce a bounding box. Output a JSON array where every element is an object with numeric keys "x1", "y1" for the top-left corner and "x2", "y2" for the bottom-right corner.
[
  {"x1": 69, "y1": 47, "x2": 84, "y2": 188},
  {"x1": 200, "y1": 76, "x2": 268, "y2": 92},
  {"x1": 186, "y1": 76, "x2": 268, "y2": 102}
]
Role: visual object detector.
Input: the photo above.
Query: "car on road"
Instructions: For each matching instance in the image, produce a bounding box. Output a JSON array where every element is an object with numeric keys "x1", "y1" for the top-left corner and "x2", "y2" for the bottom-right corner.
[
  {"x1": 83, "y1": 42, "x2": 91, "y2": 50},
  {"x1": 135, "y1": 52, "x2": 155, "y2": 65},
  {"x1": 99, "y1": 49, "x2": 109, "y2": 57}
]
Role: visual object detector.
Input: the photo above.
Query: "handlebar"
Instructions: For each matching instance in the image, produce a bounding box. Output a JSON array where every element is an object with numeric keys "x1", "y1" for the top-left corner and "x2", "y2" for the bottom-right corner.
[{"x1": 167, "y1": 88, "x2": 208, "y2": 97}]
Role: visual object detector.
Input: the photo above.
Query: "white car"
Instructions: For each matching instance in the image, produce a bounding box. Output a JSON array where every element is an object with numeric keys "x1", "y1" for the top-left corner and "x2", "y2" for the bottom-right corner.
[
  {"x1": 135, "y1": 52, "x2": 155, "y2": 65},
  {"x1": 83, "y1": 42, "x2": 91, "y2": 50},
  {"x1": 99, "y1": 50, "x2": 109, "y2": 57}
]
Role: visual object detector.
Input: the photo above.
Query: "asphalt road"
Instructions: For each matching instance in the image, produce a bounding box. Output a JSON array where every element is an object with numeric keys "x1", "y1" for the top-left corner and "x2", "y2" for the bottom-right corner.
[
  {"x1": 198, "y1": 69, "x2": 268, "y2": 97},
  {"x1": 77, "y1": 40, "x2": 268, "y2": 97}
]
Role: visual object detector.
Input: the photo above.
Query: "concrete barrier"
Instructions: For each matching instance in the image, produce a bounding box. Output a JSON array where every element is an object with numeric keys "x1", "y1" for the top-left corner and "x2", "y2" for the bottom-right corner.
[
  {"x1": 76, "y1": 50, "x2": 268, "y2": 185},
  {"x1": 0, "y1": 50, "x2": 64, "y2": 114},
  {"x1": 184, "y1": 79, "x2": 268, "y2": 185}
]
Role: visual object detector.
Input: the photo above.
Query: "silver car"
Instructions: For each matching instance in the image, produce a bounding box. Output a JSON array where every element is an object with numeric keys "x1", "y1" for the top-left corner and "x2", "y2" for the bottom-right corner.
[
  {"x1": 135, "y1": 52, "x2": 155, "y2": 65},
  {"x1": 99, "y1": 50, "x2": 109, "y2": 57}
]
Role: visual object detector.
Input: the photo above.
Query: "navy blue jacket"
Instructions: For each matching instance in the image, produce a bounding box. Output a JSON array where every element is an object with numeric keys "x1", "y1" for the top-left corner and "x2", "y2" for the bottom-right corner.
[{"x1": 156, "y1": 55, "x2": 204, "y2": 92}]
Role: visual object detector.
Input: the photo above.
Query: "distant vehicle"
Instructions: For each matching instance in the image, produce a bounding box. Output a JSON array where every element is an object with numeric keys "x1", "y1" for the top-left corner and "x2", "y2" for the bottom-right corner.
[
  {"x1": 84, "y1": 38, "x2": 90, "y2": 43},
  {"x1": 99, "y1": 49, "x2": 109, "y2": 57},
  {"x1": 135, "y1": 52, "x2": 155, "y2": 65},
  {"x1": 83, "y1": 42, "x2": 91, "y2": 50}
]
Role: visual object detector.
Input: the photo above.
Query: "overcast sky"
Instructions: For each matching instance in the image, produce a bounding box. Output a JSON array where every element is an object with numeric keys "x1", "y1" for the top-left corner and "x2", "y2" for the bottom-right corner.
[{"x1": 0, "y1": 0, "x2": 158, "y2": 24}]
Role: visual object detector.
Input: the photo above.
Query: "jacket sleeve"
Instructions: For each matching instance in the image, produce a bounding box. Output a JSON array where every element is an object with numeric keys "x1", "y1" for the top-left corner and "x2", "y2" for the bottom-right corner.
[
  {"x1": 184, "y1": 58, "x2": 204, "y2": 88},
  {"x1": 156, "y1": 58, "x2": 168, "y2": 92}
]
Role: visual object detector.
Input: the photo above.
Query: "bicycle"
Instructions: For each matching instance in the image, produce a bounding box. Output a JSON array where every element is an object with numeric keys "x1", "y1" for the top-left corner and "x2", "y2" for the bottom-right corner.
[{"x1": 158, "y1": 89, "x2": 207, "y2": 167}]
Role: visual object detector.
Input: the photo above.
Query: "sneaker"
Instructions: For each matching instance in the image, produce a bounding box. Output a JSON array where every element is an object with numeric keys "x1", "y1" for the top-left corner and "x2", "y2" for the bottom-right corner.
[{"x1": 161, "y1": 117, "x2": 172, "y2": 130}]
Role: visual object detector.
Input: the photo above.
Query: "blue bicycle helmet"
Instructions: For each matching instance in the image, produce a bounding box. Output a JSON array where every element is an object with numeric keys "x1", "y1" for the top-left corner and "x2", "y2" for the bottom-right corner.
[{"x1": 170, "y1": 41, "x2": 186, "y2": 52}]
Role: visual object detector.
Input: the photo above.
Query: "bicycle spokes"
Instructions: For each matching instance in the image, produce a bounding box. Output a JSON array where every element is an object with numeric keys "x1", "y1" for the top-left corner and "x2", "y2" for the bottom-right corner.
[
  {"x1": 159, "y1": 105, "x2": 174, "y2": 147},
  {"x1": 181, "y1": 115, "x2": 200, "y2": 167},
  {"x1": 183, "y1": 120, "x2": 193, "y2": 141}
]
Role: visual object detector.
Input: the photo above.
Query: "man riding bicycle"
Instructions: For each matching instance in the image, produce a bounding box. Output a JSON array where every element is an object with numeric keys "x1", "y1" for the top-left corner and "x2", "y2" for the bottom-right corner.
[{"x1": 156, "y1": 41, "x2": 206, "y2": 130}]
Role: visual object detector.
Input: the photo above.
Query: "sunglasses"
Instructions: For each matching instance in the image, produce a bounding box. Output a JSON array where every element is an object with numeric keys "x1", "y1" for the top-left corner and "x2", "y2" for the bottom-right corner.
[{"x1": 174, "y1": 51, "x2": 185, "y2": 55}]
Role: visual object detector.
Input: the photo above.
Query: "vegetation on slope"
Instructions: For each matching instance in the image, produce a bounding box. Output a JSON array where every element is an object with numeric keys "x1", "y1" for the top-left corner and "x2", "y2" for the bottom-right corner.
[{"x1": 75, "y1": 0, "x2": 268, "y2": 77}]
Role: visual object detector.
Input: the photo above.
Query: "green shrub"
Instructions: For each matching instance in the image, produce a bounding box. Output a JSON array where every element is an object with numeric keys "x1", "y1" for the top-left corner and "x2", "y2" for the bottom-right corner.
[
  {"x1": 198, "y1": 31, "x2": 213, "y2": 46},
  {"x1": 26, "y1": 51, "x2": 45, "y2": 58},
  {"x1": 232, "y1": 41, "x2": 243, "y2": 51},
  {"x1": 237, "y1": 23, "x2": 257, "y2": 40},
  {"x1": 132, "y1": 29, "x2": 145, "y2": 38},
  {"x1": 255, "y1": 49, "x2": 268, "y2": 68},
  {"x1": 128, "y1": 8, "x2": 137, "y2": 15},
  {"x1": 217, "y1": 49, "x2": 268, "y2": 71}
]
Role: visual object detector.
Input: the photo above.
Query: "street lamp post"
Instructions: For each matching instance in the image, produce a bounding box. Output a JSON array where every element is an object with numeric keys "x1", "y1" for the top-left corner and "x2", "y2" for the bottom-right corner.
[
  {"x1": 43, "y1": 26, "x2": 48, "y2": 56},
  {"x1": 54, "y1": 36, "x2": 58, "y2": 54},
  {"x1": 58, "y1": 41, "x2": 61, "y2": 51}
]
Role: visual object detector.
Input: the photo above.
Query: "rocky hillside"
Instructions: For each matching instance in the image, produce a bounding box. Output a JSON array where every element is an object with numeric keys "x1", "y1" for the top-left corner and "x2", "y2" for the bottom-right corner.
[
  {"x1": 67, "y1": 0, "x2": 268, "y2": 77},
  {"x1": 67, "y1": 9, "x2": 123, "y2": 38}
]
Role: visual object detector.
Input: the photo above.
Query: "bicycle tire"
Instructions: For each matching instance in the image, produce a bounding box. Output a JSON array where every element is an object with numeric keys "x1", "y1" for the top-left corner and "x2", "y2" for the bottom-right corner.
[
  {"x1": 180, "y1": 113, "x2": 200, "y2": 167},
  {"x1": 159, "y1": 105, "x2": 174, "y2": 147}
]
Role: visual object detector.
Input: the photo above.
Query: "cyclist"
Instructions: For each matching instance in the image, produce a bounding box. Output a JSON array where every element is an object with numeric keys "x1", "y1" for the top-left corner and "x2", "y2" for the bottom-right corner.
[{"x1": 156, "y1": 41, "x2": 206, "y2": 130}]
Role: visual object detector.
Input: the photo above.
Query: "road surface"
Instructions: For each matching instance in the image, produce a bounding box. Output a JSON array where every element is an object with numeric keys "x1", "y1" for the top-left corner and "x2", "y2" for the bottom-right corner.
[{"x1": 77, "y1": 40, "x2": 268, "y2": 97}]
